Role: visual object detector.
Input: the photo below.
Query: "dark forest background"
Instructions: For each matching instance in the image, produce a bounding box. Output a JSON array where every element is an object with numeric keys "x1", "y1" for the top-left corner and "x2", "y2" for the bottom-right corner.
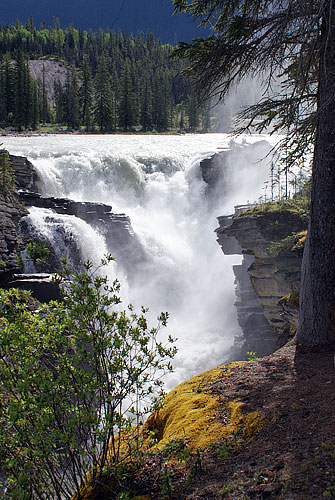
[{"x1": 0, "y1": 17, "x2": 212, "y2": 133}]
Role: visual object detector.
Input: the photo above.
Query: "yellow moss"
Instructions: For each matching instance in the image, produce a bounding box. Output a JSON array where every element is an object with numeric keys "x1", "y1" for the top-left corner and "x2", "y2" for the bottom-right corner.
[
  {"x1": 73, "y1": 361, "x2": 263, "y2": 498},
  {"x1": 143, "y1": 362, "x2": 263, "y2": 452},
  {"x1": 224, "y1": 400, "x2": 244, "y2": 434},
  {"x1": 292, "y1": 230, "x2": 307, "y2": 250},
  {"x1": 243, "y1": 412, "x2": 262, "y2": 440}
]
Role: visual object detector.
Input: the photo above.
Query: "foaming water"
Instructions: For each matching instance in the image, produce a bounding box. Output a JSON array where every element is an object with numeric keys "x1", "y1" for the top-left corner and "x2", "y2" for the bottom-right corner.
[
  {"x1": 26, "y1": 207, "x2": 110, "y2": 264},
  {"x1": 3, "y1": 133, "x2": 278, "y2": 388}
]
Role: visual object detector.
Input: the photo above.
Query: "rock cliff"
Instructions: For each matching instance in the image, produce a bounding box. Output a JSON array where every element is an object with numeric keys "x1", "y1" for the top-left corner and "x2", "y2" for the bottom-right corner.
[
  {"x1": 0, "y1": 154, "x2": 145, "y2": 295},
  {"x1": 216, "y1": 208, "x2": 305, "y2": 351},
  {"x1": 0, "y1": 192, "x2": 28, "y2": 282},
  {"x1": 0, "y1": 155, "x2": 35, "y2": 283},
  {"x1": 199, "y1": 143, "x2": 306, "y2": 356},
  {"x1": 9, "y1": 154, "x2": 37, "y2": 191},
  {"x1": 19, "y1": 191, "x2": 146, "y2": 276}
]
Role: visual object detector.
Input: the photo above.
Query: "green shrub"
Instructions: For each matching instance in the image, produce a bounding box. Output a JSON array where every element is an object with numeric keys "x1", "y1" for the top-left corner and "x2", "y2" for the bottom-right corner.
[
  {"x1": 26, "y1": 241, "x2": 50, "y2": 266},
  {"x1": 0, "y1": 255, "x2": 176, "y2": 499}
]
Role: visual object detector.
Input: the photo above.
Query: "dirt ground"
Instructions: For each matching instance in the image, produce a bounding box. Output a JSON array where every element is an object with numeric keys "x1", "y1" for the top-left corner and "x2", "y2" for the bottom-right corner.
[{"x1": 125, "y1": 342, "x2": 335, "y2": 500}]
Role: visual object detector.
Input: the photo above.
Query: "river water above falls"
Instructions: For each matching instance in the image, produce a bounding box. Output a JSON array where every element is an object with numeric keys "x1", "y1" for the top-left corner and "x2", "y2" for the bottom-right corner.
[{"x1": 2, "y1": 133, "x2": 277, "y2": 389}]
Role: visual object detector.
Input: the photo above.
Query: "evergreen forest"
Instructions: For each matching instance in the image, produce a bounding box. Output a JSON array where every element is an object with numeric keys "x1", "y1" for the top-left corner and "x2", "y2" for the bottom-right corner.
[{"x1": 0, "y1": 17, "x2": 209, "y2": 132}]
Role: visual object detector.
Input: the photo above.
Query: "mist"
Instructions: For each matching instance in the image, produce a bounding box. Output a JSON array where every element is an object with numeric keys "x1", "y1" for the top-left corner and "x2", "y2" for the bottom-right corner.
[{"x1": 2, "y1": 133, "x2": 278, "y2": 389}]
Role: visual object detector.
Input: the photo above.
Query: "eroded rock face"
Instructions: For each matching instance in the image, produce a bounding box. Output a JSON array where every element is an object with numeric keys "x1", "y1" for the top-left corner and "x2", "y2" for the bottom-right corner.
[
  {"x1": 0, "y1": 154, "x2": 146, "y2": 296},
  {"x1": 9, "y1": 154, "x2": 37, "y2": 191},
  {"x1": 19, "y1": 191, "x2": 147, "y2": 275},
  {"x1": 231, "y1": 254, "x2": 279, "y2": 359},
  {"x1": 216, "y1": 210, "x2": 304, "y2": 348},
  {"x1": 0, "y1": 193, "x2": 28, "y2": 282},
  {"x1": 0, "y1": 155, "x2": 39, "y2": 284},
  {"x1": 200, "y1": 140, "x2": 271, "y2": 195},
  {"x1": 7, "y1": 273, "x2": 61, "y2": 302}
]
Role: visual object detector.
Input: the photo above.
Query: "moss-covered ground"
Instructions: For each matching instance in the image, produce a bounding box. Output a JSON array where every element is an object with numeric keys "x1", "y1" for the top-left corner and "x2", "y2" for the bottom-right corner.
[{"x1": 79, "y1": 341, "x2": 335, "y2": 500}]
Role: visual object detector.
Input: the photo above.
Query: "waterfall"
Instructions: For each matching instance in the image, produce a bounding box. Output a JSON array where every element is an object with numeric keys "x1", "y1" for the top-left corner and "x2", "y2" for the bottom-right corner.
[{"x1": 3, "y1": 133, "x2": 278, "y2": 388}]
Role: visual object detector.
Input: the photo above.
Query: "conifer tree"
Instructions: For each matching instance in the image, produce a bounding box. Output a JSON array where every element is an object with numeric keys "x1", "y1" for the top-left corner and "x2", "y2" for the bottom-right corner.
[
  {"x1": 152, "y1": 73, "x2": 168, "y2": 132},
  {"x1": 14, "y1": 49, "x2": 27, "y2": 131},
  {"x1": 140, "y1": 77, "x2": 153, "y2": 131},
  {"x1": 53, "y1": 79, "x2": 65, "y2": 124},
  {"x1": 0, "y1": 20, "x2": 196, "y2": 132},
  {"x1": 40, "y1": 64, "x2": 50, "y2": 124},
  {"x1": 80, "y1": 56, "x2": 93, "y2": 131},
  {"x1": 187, "y1": 91, "x2": 199, "y2": 131},
  {"x1": 4, "y1": 56, "x2": 15, "y2": 122},
  {"x1": 118, "y1": 60, "x2": 138, "y2": 131},
  {"x1": 0, "y1": 62, "x2": 7, "y2": 126},
  {"x1": 0, "y1": 148, "x2": 15, "y2": 195},
  {"x1": 67, "y1": 70, "x2": 80, "y2": 130},
  {"x1": 31, "y1": 84, "x2": 39, "y2": 129},
  {"x1": 173, "y1": 0, "x2": 335, "y2": 348},
  {"x1": 94, "y1": 52, "x2": 115, "y2": 131}
]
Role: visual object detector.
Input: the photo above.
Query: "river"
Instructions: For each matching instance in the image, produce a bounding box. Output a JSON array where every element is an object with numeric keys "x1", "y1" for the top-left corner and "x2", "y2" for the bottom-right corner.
[{"x1": 2, "y1": 133, "x2": 275, "y2": 389}]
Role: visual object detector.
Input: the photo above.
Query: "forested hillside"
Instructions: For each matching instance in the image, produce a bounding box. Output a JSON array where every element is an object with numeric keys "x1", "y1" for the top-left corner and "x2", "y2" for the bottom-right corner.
[{"x1": 0, "y1": 18, "x2": 208, "y2": 132}]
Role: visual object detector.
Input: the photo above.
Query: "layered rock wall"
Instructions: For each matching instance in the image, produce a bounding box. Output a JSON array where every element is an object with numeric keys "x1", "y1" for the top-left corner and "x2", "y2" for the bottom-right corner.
[
  {"x1": 0, "y1": 154, "x2": 145, "y2": 295},
  {"x1": 0, "y1": 193, "x2": 28, "y2": 282},
  {"x1": 216, "y1": 209, "x2": 304, "y2": 350},
  {"x1": 19, "y1": 191, "x2": 146, "y2": 276},
  {"x1": 199, "y1": 142, "x2": 304, "y2": 356},
  {"x1": 0, "y1": 155, "x2": 34, "y2": 282}
]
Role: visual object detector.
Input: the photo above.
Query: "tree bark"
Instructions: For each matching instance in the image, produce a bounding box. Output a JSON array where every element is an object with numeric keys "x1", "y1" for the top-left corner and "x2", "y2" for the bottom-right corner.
[{"x1": 296, "y1": 1, "x2": 335, "y2": 348}]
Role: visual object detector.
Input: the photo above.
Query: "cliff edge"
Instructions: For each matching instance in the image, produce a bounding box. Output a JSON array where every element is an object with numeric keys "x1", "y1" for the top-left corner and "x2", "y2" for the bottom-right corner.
[
  {"x1": 216, "y1": 205, "x2": 307, "y2": 355},
  {"x1": 87, "y1": 342, "x2": 335, "y2": 500}
]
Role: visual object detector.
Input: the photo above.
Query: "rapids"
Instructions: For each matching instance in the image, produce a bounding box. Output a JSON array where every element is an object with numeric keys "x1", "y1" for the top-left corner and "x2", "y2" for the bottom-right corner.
[{"x1": 2, "y1": 133, "x2": 277, "y2": 388}]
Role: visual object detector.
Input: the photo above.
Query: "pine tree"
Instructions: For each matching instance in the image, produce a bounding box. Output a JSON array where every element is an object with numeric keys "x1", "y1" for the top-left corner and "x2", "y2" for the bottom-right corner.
[
  {"x1": 23, "y1": 64, "x2": 31, "y2": 129},
  {"x1": 0, "y1": 22, "x2": 195, "y2": 133},
  {"x1": 140, "y1": 77, "x2": 153, "y2": 131},
  {"x1": 152, "y1": 73, "x2": 169, "y2": 132},
  {"x1": 31, "y1": 84, "x2": 39, "y2": 129},
  {"x1": 0, "y1": 61, "x2": 7, "y2": 126},
  {"x1": 53, "y1": 80, "x2": 64, "y2": 124},
  {"x1": 80, "y1": 56, "x2": 93, "y2": 131},
  {"x1": 40, "y1": 64, "x2": 50, "y2": 124},
  {"x1": 67, "y1": 70, "x2": 80, "y2": 130},
  {"x1": 4, "y1": 56, "x2": 15, "y2": 122},
  {"x1": 187, "y1": 91, "x2": 199, "y2": 131},
  {"x1": 94, "y1": 52, "x2": 115, "y2": 131},
  {"x1": 118, "y1": 60, "x2": 138, "y2": 131},
  {"x1": 14, "y1": 49, "x2": 27, "y2": 131},
  {"x1": 173, "y1": 0, "x2": 335, "y2": 348}
]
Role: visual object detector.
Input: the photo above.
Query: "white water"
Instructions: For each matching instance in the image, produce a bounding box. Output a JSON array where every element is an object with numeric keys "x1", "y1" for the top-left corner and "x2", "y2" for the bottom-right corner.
[{"x1": 2, "y1": 133, "x2": 278, "y2": 389}]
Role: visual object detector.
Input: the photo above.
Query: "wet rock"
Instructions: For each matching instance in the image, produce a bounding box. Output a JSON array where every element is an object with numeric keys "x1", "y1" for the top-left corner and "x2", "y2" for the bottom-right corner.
[
  {"x1": 19, "y1": 191, "x2": 147, "y2": 276},
  {"x1": 6, "y1": 273, "x2": 61, "y2": 302},
  {"x1": 9, "y1": 154, "x2": 37, "y2": 191},
  {"x1": 0, "y1": 192, "x2": 28, "y2": 283},
  {"x1": 200, "y1": 140, "x2": 271, "y2": 195}
]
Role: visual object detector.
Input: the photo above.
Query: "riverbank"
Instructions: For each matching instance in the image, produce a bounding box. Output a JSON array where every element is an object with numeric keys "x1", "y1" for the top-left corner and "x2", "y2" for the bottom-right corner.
[{"x1": 0, "y1": 127, "x2": 196, "y2": 138}]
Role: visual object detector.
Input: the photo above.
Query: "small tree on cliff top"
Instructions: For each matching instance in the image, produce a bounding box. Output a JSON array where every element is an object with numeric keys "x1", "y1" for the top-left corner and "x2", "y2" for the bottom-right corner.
[{"x1": 173, "y1": 0, "x2": 335, "y2": 349}]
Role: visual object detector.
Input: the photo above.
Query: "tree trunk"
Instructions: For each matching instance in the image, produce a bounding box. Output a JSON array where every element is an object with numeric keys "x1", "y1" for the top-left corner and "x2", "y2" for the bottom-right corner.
[{"x1": 296, "y1": 2, "x2": 335, "y2": 348}]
